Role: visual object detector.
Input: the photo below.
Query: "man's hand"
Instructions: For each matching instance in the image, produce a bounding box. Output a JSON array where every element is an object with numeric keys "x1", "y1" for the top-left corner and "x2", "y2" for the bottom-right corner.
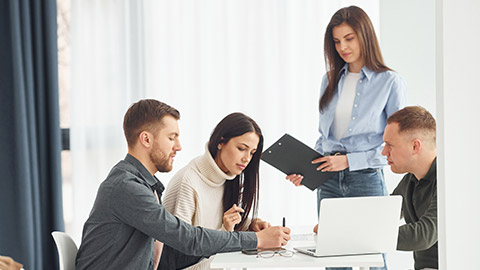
[
  {"x1": 249, "y1": 218, "x2": 271, "y2": 232},
  {"x1": 0, "y1": 256, "x2": 23, "y2": 270},
  {"x1": 255, "y1": 226, "x2": 291, "y2": 248}
]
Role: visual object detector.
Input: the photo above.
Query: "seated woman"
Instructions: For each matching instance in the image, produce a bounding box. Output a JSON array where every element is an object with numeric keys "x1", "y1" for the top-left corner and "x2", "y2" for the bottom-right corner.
[{"x1": 160, "y1": 112, "x2": 270, "y2": 270}]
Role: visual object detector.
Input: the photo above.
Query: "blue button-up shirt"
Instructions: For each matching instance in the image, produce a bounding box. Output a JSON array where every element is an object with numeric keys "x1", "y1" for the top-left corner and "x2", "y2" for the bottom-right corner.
[{"x1": 315, "y1": 64, "x2": 407, "y2": 171}]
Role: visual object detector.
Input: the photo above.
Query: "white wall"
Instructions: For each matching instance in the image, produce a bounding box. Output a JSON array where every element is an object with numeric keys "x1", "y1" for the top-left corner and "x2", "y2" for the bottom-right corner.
[
  {"x1": 380, "y1": 0, "x2": 436, "y2": 115},
  {"x1": 437, "y1": 0, "x2": 480, "y2": 268}
]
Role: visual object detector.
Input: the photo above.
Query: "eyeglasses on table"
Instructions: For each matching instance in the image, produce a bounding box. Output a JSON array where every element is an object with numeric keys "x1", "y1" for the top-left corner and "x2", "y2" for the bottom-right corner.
[{"x1": 256, "y1": 249, "x2": 294, "y2": 258}]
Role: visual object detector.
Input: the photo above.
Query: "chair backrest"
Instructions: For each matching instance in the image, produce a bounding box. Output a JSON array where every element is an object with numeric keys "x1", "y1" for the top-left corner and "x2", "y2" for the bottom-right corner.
[{"x1": 52, "y1": 231, "x2": 78, "y2": 270}]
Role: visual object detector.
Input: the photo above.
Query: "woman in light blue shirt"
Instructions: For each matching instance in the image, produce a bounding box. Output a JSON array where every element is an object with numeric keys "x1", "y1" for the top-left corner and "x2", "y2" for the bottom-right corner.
[{"x1": 287, "y1": 6, "x2": 406, "y2": 270}]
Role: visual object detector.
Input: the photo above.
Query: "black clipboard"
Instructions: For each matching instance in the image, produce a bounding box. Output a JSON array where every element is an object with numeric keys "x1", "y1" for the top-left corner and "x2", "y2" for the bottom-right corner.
[{"x1": 261, "y1": 134, "x2": 336, "y2": 191}]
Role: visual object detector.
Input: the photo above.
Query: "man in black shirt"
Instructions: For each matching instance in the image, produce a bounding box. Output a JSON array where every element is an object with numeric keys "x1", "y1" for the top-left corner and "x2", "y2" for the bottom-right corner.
[{"x1": 382, "y1": 106, "x2": 438, "y2": 270}]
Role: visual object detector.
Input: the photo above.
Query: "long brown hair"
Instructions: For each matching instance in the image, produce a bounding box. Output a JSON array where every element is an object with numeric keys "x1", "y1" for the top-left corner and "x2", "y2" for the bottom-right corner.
[
  {"x1": 208, "y1": 113, "x2": 263, "y2": 231},
  {"x1": 320, "y1": 6, "x2": 391, "y2": 112}
]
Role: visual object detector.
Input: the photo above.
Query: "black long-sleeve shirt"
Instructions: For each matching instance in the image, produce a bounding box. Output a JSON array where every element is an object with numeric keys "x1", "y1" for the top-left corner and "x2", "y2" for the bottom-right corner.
[{"x1": 392, "y1": 158, "x2": 438, "y2": 270}]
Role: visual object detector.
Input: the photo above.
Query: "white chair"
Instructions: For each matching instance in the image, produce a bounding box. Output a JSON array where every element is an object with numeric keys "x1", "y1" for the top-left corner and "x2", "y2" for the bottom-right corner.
[{"x1": 51, "y1": 231, "x2": 78, "y2": 270}]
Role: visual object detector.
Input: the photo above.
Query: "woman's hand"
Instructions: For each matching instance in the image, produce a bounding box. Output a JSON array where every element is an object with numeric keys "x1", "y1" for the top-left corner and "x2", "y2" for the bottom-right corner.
[
  {"x1": 312, "y1": 155, "x2": 349, "y2": 172},
  {"x1": 286, "y1": 155, "x2": 348, "y2": 185},
  {"x1": 286, "y1": 174, "x2": 304, "y2": 186},
  {"x1": 249, "y1": 218, "x2": 271, "y2": 232},
  {"x1": 223, "y1": 204, "x2": 244, "y2": 231}
]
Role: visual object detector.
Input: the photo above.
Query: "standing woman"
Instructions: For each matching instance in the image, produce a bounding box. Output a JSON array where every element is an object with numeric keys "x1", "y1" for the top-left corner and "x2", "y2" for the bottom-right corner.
[
  {"x1": 159, "y1": 112, "x2": 271, "y2": 270},
  {"x1": 287, "y1": 6, "x2": 407, "y2": 270}
]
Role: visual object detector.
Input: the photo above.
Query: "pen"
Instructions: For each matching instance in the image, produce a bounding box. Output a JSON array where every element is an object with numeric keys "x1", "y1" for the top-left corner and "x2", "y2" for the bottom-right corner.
[{"x1": 282, "y1": 217, "x2": 285, "y2": 227}]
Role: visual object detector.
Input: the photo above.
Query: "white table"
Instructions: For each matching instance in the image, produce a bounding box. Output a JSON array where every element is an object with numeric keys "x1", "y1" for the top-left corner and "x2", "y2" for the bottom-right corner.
[{"x1": 210, "y1": 251, "x2": 384, "y2": 269}]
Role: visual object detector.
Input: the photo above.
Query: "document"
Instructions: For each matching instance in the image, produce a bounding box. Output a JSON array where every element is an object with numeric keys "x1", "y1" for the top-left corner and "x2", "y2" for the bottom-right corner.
[{"x1": 261, "y1": 134, "x2": 336, "y2": 191}]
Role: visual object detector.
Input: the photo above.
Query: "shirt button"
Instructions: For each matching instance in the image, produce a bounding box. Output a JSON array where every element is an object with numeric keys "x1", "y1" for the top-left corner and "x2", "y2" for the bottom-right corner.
[
  {"x1": 354, "y1": 104, "x2": 358, "y2": 107},
  {"x1": 357, "y1": 92, "x2": 360, "y2": 96},
  {"x1": 352, "y1": 117, "x2": 356, "y2": 120},
  {"x1": 349, "y1": 128, "x2": 352, "y2": 132},
  {"x1": 359, "y1": 80, "x2": 363, "y2": 83}
]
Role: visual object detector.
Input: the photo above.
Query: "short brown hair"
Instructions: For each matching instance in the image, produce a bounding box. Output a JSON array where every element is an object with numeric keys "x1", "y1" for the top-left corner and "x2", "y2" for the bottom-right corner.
[
  {"x1": 123, "y1": 99, "x2": 180, "y2": 147},
  {"x1": 387, "y1": 106, "x2": 436, "y2": 143}
]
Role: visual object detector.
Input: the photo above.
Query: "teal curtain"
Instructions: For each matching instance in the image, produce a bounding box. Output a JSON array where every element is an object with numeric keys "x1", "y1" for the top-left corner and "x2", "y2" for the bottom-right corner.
[{"x1": 0, "y1": 0, "x2": 64, "y2": 269}]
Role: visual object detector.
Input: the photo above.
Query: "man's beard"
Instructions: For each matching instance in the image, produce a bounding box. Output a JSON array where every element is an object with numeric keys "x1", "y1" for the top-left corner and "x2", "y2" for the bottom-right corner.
[{"x1": 149, "y1": 146, "x2": 173, "y2": 173}]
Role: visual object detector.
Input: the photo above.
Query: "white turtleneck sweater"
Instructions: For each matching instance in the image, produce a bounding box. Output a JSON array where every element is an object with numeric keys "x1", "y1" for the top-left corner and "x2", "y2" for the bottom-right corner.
[{"x1": 162, "y1": 146, "x2": 237, "y2": 270}]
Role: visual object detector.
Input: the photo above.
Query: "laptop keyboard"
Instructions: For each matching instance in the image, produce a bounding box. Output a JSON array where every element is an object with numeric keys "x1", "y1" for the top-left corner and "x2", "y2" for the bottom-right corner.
[{"x1": 308, "y1": 248, "x2": 316, "y2": 252}]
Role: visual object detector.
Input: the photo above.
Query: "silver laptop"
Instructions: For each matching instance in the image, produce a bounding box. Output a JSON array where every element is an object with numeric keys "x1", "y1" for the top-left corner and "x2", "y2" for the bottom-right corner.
[{"x1": 294, "y1": 195, "x2": 402, "y2": 257}]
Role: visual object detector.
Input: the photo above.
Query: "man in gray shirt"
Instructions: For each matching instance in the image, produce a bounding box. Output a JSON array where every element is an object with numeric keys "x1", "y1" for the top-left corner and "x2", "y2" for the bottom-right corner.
[{"x1": 75, "y1": 99, "x2": 290, "y2": 270}]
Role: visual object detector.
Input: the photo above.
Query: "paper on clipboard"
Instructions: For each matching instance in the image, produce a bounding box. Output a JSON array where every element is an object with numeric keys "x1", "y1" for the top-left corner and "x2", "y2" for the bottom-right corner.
[{"x1": 261, "y1": 134, "x2": 336, "y2": 191}]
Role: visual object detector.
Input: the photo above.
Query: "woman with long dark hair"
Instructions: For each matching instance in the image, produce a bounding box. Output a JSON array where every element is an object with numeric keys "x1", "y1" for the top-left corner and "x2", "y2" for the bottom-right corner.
[
  {"x1": 287, "y1": 6, "x2": 407, "y2": 270},
  {"x1": 161, "y1": 112, "x2": 270, "y2": 270}
]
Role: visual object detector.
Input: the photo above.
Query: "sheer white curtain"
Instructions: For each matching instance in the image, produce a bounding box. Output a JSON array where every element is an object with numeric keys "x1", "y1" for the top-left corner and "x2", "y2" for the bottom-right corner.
[{"x1": 71, "y1": 0, "x2": 379, "y2": 245}]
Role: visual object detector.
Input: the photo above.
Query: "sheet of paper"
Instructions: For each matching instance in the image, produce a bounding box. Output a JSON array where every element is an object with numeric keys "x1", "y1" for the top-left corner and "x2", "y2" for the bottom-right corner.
[
  {"x1": 290, "y1": 233, "x2": 315, "y2": 242},
  {"x1": 286, "y1": 233, "x2": 316, "y2": 249}
]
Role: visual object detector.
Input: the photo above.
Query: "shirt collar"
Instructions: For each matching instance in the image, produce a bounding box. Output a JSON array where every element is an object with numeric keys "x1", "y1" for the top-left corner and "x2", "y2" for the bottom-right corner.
[
  {"x1": 340, "y1": 63, "x2": 374, "y2": 81},
  {"x1": 422, "y1": 157, "x2": 437, "y2": 182},
  {"x1": 410, "y1": 157, "x2": 437, "y2": 183},
  {"x1": 124, "y1": 153, "x2": 160, "y2": 188}
]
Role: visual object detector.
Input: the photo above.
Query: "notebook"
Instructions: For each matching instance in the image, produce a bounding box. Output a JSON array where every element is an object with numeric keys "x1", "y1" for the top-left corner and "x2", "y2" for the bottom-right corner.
[
  {"x1": 294, "y1": 196, "x2": 402, "y2": 257},
  {"x1": 261, "y1": 134, "x2": 336, "y2": 190}
]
